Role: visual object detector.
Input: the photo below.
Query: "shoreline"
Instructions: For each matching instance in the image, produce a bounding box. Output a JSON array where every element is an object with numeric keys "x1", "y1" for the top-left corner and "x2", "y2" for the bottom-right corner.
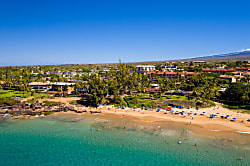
[
  {"x1": 53, "y1": 107, "x2": 250, "y2": 134},
  {"x1": 2, "y1": 97, "x2": 250, "y2": 134}
]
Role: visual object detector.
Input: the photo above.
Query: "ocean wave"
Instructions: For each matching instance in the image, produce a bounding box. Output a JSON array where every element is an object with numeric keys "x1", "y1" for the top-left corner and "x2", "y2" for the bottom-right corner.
[{"x1": 235, "y1": 131, "x2": 250, "y2": 134}]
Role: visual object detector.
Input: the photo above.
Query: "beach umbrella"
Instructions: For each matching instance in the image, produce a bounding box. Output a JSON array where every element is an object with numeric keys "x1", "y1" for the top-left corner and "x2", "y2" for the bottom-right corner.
[
  {"x1": 156, "y1": 108, "x2": 161, "y2": 112},
  {"x1": 182, "y1": 111, "x2": 185, "y2": 113},
  {"x1": 233, "y1": 117, "x2": 237, "y2": 120},
  {"x1": 226, "y1": 115, "x2": 230, "y2": 117},
  {"x1": 173, "y1": 106, "x2": 176, "y2": 108},
  {"x1": 216, "y1": 113, "x2": 220, "y2": 114},
  {"x1": 176, "y1": 111, "x2": 179, "y2": 113},
  {"x1": 167, "y1": 108, "x2": 172, "y2": 111},
  {"x1": 203, "y1": 112, "x2": 206, "y2": 114}
]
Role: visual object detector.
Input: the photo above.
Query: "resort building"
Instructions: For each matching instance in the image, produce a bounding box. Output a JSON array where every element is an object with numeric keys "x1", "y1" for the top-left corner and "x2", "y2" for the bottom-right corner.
[
  {"x1": 28, "y1": 82, "x2": 51, "y2": 91},
  {"x1": 136, "y1": 65, "x2": 155, "y2": 73},
  {"x1": 147, "y1": 72, "x2": 199, "y2": 79},
  {"x1": 51, "y1": 82, "x2": 75, "y2": 94},
  {"x1": 236, "y1": 67, "x2": 250, "y2": 72},
  {"x1": 161, "y1": 65, "x2": 184, "y2": 72},
  {"x1": 202, "y1": 68, "x2": 235, "y2": 75},
  {"x1": 219, "y1": 75, "x2": 236, "y2": 83}
]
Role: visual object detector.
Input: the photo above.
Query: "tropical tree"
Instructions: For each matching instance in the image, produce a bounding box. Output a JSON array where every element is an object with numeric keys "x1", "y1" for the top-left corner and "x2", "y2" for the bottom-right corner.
[{"x1": 88, "y1": 76, "x2": 107, "y2": 107}]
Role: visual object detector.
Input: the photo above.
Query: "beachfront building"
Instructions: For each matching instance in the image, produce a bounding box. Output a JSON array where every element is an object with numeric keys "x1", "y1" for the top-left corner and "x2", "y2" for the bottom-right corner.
[
  {"x1": 51, "y1": 82, "x2": 75, "y2": 94},
  {"x1": 136, "y1": 65, "x2": 155, "y2": 73},
  {"x1": 28, "y1": 82, "x2": 51, "y2": 91}
]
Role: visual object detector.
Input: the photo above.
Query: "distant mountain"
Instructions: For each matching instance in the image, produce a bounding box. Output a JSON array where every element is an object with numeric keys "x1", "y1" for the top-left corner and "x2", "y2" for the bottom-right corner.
[
  {"x1": 125, "y1": 49, "x2": 250, "y2": 65},
  {"x1": 188, "y1": 49, "x2": 250, "y2": 61}
]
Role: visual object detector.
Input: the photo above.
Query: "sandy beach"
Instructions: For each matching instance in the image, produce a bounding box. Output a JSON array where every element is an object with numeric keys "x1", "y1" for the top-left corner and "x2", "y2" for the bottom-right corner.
[{"x1": 41, "y1": 97, "x2": 250, "y2": 134}]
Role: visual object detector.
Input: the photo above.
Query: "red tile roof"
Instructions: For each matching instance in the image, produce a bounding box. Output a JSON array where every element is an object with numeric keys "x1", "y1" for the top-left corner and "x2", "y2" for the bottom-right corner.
[
  {"x1": 202, "y1": 68, "x2": 235, "y2": 72},
  {"x1": 165, "y1": 72, "x2": 177, "y2": 75},
  {"x1": 236, "y1": 67, "x2": 250, "y2": 70},
  {"x1": 147, "y1": 72, "x2": 200, "y2": 75}
]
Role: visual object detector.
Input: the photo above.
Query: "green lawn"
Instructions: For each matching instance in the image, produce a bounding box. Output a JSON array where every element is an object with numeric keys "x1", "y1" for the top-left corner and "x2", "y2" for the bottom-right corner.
[
  {"x1": 160, "y1": 95, "x2": 194, "y2": 101},
  {"x1": 124, "y1": 96, "x2": 156, "y2": 108},
  {"x1": 0, "y1": 90, "x2": 48, "y2": 99}
]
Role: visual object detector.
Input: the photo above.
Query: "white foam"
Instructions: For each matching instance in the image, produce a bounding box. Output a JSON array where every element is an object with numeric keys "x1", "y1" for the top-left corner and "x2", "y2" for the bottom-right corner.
[{"x1": 235, "y1": 131, "x2": 250, "y2": 134}]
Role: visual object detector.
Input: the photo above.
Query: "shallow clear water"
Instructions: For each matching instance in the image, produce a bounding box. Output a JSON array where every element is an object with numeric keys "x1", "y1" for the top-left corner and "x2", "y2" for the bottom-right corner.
[{"x1": 0, "y1": 114, "x2": 249, "y2": 166}]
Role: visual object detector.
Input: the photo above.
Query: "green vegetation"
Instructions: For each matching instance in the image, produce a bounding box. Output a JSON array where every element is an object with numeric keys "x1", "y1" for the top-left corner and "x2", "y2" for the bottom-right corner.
[
  {"x1": 0, "y1": 90, "x2": 48, "y2": 99},
  {"x1": 221, "y1": 104, "x2": 250, "y2": 114},
  {"x1": 69, "y1": 100, "x2": 78, "y2": 105},
  {"x1": 124, "y1": 96, "x2": 156, "y2": 108},
  {"x1": 43, "y1": 100, "x2": 63, "y2": 106},
  {"x1": 0, "y1": 60, "x2": 249, "y2": 110},
  {"x1": 219, "y1": 82, "x2": 250, "y2": 111},
  {"x1": 160, "y1": 95, "x2": 190, "y2": 101},
  {"x1": 0, "y1": 98, "x2": 20, "y2": 104}
]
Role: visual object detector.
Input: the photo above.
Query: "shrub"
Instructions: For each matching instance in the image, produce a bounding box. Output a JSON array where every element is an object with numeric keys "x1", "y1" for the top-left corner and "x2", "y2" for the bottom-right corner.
[
  {"x1": 69, "y1": 100, "x2": 78, "y2": 105},
  {"x1": 43, "y1": 100, "x2": 62, "y2": 106}
]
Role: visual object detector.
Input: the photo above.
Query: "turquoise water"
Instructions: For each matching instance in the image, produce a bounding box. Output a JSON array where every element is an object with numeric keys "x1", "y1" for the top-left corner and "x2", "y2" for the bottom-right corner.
[{"x1": 0, "y1": 114, "x2": 249, "y2": 166}]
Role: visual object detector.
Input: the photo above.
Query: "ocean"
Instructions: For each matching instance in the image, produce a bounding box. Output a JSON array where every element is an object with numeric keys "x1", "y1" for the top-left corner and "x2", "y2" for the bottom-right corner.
[{"x1": 0, "y1": 113, "x2": 249, "y2": 166}]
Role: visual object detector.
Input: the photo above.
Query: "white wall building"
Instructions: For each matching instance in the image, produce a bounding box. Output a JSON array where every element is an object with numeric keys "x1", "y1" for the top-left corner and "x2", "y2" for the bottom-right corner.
[{"x1": 136, "y1": 65, "x2": 155, "y2": 73}]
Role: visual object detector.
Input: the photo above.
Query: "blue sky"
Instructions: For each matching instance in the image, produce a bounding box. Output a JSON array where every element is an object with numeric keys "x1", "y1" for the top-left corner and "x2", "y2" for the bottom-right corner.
[{"x1": 0, "y1": 0, "x2": 250, "y2": 66}]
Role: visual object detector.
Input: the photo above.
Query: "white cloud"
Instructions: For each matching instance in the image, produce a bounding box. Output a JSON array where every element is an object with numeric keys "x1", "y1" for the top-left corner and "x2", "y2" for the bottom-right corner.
[{"x1": 241, "y1": 48, "x2": 250, "y2": 52}]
